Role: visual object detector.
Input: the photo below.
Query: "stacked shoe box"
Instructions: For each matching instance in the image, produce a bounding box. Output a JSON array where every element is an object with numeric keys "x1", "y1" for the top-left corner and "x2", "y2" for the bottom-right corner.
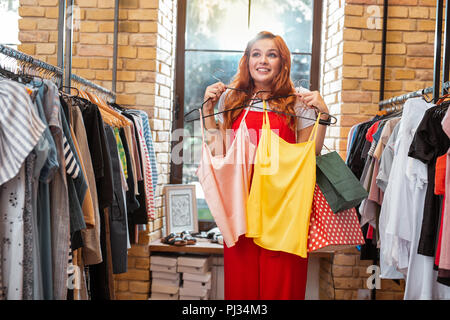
[
  {"x1": 149, "y1": 255, "x2": 180, "y2": 300},
  {"x1": 178, "y1": 255, "x2": 212, "y2": 300},
  {"x1": 210, "y1": 255, "x2": 224, "y2": 300}
]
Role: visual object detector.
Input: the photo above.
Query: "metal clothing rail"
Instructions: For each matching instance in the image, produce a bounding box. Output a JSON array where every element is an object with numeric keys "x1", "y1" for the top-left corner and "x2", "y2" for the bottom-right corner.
[
  {"x1": 56, "y1": 0, "x2": 118, "y2": 100},
  {"x1": 379, "y1": 86, "x2": 434, "y2": 107},
  {"x1": 0, "y1": 44, "x2": 63, "y2": 77},
  {"x1": 379, "y1": 82, "x2": 450, "y2": 108},
  {"x1": 0, "y1": 44, "x2": 116, "y2": 99},
  {"x1": 72, "y1": 74, "x2": 116, "y2": 98}
]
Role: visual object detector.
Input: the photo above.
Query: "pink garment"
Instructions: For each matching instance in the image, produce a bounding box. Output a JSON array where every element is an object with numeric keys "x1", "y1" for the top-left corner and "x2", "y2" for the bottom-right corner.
[
  {"x1": 439, "y1": 109, "x2": 450, "y2": 270},
  {"x1": 196, "y1": 107, "x2": 256, "y2": 247}
]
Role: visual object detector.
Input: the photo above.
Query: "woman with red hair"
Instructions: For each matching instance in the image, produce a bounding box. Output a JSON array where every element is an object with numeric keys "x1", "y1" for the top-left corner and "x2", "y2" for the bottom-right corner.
[{"x1": 202, "y1": 31, "x2": 330, "y2": 300}]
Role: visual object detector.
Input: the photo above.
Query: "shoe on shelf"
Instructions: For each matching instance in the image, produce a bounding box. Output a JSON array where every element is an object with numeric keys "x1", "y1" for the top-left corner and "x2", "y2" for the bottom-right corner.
[
  {"x1": 180, "y1": 230, "x2": 197, "y2": 245},
  {"x1": 161, "y1": 233, "x2": 186, "y2": 246},
  {"x1": 206, "y1": 227, "x2": 220, "y2": 239}
]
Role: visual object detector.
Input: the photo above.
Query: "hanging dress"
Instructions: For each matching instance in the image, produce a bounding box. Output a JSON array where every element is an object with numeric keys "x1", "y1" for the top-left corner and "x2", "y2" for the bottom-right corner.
[
  {"x1": 223, "y1": 101, "x2": 316, "y2": 300},
  {"x1": 196, "y1": 106, "x2": 256, "y2": 247},
  {"x1": 246, "y1": 100, "x2": 320, "y2": 258}
]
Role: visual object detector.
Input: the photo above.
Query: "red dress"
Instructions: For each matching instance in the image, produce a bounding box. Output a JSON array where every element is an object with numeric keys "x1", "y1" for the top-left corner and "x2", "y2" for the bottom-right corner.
[
  {"x1": 434, "y1": 154, "x2": 446, "y2": 268},
  {"x1": 223, "y1": 110, "x2": 309, "y2": 300}
]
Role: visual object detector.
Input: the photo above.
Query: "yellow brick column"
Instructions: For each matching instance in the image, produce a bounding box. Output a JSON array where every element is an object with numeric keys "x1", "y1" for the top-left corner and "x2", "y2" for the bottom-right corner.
[{"x1": 112, "y1": 0, "x2": 177, "y2": 300}]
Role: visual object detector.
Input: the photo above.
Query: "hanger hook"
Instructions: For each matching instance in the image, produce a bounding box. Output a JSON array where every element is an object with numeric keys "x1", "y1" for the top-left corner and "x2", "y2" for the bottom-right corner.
[
  {"x1": 211, "y1": 68, "x2": 226, "y2": 83},
  {"x1": 294, "y1": 79, "x2": 311, "y2": 90}
]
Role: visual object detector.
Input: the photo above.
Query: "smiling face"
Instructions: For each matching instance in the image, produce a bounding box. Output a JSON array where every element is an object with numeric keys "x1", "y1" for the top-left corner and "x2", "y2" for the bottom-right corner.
[{"x1": 248, "y1": 38, "x2": 282, "y2": 91}]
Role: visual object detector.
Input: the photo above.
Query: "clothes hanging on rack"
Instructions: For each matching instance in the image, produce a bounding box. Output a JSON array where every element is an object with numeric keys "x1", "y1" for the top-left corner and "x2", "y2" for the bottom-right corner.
[
  {"x1": 408, "y1": 103, "x2": 450, "y2": 258},
  {"x1": 346, "y1": 96, "x2": 450, "y2": 299},
  {"x1": 346, "y1": 115, "x2": 383, "y2": 262},
  {"x1": 0, "y1": 75, "x2": 158, "y2": 300}
]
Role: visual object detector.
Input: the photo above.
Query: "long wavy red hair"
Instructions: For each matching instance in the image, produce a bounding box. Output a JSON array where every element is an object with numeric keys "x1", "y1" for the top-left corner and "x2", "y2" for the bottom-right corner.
[{"x1": 222, "y1": 31, "x2": 297, "y2": 130}]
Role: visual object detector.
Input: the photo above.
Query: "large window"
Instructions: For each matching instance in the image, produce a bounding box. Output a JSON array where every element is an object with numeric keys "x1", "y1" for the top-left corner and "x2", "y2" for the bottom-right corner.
[
  {"x1": 172, "y1": 0, "x2": 322, "y2": 222},
  {"x1": 0, "y1": 0, "x2": 19, "y2": 48}
]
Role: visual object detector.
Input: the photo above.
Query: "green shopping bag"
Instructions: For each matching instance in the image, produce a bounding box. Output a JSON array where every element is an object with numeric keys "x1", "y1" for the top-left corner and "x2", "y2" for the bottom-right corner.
[{"x1": 315, "y1": 151, "x2": 368, "y2": 213}]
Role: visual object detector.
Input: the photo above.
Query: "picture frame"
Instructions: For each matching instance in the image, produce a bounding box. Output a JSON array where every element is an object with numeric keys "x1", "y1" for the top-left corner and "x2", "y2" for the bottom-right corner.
[{"x1": 163, "y1": 184, "x2": 198, "y2": 236}]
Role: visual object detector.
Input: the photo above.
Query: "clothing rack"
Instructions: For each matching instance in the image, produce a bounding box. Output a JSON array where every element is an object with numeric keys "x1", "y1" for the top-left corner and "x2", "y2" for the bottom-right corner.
[
  {"x1": 372, "y1": 0, "x2": 450, "y2": 301},
  {"x1": 0, "y1": 44, "x2": 116, "y2": 101},
  {"x1": 379, "y1": 82, "x2": 450, "y2": 108},
  {"x1": 379, "y1": 0, "x2": 450, "y2": 110}
]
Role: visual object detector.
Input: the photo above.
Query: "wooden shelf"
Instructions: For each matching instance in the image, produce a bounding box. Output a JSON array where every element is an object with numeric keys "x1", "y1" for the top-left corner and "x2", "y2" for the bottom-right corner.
[
  {"x1": 149, "y1": 238, "x2": 223, "y2": 255},
  {"x1": 149, "y1": 238, "x2": 334, "y2": 257}
]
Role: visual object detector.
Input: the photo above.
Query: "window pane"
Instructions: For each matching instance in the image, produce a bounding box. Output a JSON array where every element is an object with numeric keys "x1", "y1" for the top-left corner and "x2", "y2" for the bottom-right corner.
[
  {"x1": 291, "y1": 54, "x2": 312, "y2": 89},
  {"x1": 186, "y1": 0, "x2": 250, "y2": 51},
  {"x1": 184, "y1": 51, "x2": 242, "y2": 116},
  {"x1": 183, "y1": 51, "x2": 243, "y2": 221},
  {"x1": 249, "y1": 0, "x2": 313, "y2": 53},
  {"x1": 183, "y1": 51, "x2": 242, "y2": 175},
  {"x1": 0, "y1": 0, "x2": 20, "y2": 46},
  {"x1": 182, "y1": 1, "x2": 316, "y2": 222}
]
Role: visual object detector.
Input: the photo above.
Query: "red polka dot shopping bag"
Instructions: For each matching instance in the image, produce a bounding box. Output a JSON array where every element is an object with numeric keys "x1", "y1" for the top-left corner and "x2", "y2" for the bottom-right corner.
[{"x1": 307, "y1": 184, "x2": 366, "y2": 253}]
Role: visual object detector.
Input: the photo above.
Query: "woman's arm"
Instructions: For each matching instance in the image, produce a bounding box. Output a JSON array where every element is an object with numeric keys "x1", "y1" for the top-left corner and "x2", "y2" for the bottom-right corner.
[
  {"x1": 203, "y1": 81, "x2": 226, "y2": 130},
  {"x1": 295, "y1": 91, "x2": 330, "y2": 155},
  {"x1": 203, "y1": 82, "x2": 227, "y2": 155}
]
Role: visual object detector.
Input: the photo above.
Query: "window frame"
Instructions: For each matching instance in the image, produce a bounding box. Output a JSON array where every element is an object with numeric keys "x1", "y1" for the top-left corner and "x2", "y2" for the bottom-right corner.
[{"x1": 171, "y1": 0, "x2": 323, "y2": 186}]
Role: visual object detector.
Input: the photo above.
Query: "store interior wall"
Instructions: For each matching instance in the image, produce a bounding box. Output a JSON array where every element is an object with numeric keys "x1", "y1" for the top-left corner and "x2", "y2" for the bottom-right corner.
[{"x1": 13, "y1": 0, "x2": 443, "y2": 299}]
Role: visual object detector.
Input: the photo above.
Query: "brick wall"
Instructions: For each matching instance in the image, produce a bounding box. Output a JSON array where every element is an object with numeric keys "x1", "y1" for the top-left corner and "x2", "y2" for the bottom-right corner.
[
  {"x1": 321, "y1": 0, "x2": 437, "y2": 160},
  {"x1": 17, "y1": 0, "x2": 439, "y2": 300},
  {"x1": 113, "y1": 0, "x2": 177, "y2": 300},
  {"x1": 18, "y1": 0, "x2": 176, "y2": 300},
  {"x1": 319, "y1": 248, "x2": 405, "y2": 300},
  {"x1": 318, "y1": 0, "x2": 439, "y2": 300}
]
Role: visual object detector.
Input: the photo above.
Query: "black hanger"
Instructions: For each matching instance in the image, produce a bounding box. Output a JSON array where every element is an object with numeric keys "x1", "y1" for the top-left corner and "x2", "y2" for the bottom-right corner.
[
  {"x1": 422, "y1": 91, "x2": 433, "y2": 103},
  {"x1": 108, "y1": 101, "x2": 126, "y2": 112},
  {"x1": 0, "y1": 65, "x2": 45, "y2": 88},
  {"x1": 185, "y1": 92, "x2": 336, "y2": 126},
  {"x1": 432, "y1": 100, "x2": 450, "y2": 118},
  {"x1": 59, "y1": 85, "x2": 80, "y2": 97},
  {"x1": 0, "y1": 65, "x2": 17, "y2": 80},
  {"x1": 0, "y1": 66, "x2": 46, "y2": 100},
  {"x1": 183, "y1": 87, "x2": 265, "y2": 121}
]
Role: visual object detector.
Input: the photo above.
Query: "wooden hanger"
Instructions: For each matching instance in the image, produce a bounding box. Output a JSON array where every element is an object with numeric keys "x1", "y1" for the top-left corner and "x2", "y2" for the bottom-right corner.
[
  {"x1": 376, "y1": 109, "x2": 387, "y2": 116},
  {"x1": 86, "y1": 91, "x2": 130, "y2": 128},
  {"x1": 436, "y1": 93, "x2": 450, "y2": 105},
  {"x1": 79, "y1": 90, "x2": 120, "y2": 127}
]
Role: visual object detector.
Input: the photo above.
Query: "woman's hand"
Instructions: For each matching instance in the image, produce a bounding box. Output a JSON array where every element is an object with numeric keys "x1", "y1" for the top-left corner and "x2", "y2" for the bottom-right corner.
[
  {"x1": 203, "y1": 82, "x2": 227, "y2": 114},
  {"x1": 295, "y1": 90, "x2": 330, "y2": 120}
]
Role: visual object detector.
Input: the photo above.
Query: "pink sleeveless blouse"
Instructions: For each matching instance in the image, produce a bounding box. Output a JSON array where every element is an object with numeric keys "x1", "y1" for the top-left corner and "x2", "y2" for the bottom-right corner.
[{"x1": 196, "y1": 107, "x2": 256, "y2": 247}]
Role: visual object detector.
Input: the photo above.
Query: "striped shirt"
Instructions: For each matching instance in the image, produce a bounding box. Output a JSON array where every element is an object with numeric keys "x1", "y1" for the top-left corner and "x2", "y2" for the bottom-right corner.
[
  {"x1": 131, "y1": 114, "x2": 155, "y2": 220},
  {"x1": 0, "y1": 80, "x2": 46, "y2": 186},
  {"x1": 63, "y1": 134, "x2": 80, "y2": 179},
  {"x1": 129, "y1": 110, "x2": 158, "y2": 192},
  {"x1": 137, "y1": 111, "x2": 158, "y2": 192}
]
